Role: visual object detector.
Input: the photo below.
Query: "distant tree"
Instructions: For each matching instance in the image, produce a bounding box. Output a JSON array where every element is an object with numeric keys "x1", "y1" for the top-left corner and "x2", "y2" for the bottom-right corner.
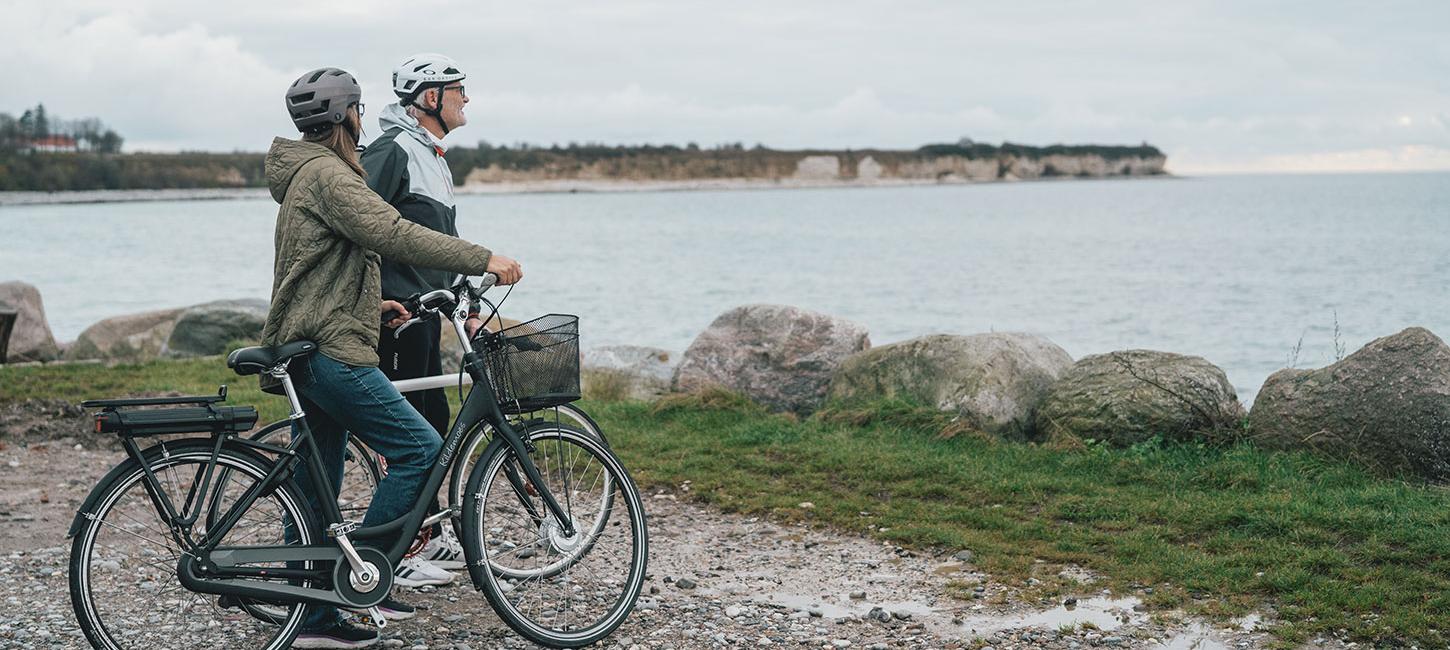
[{"x1": 96, "y1": 130, "x2": 123, "y2": 154}]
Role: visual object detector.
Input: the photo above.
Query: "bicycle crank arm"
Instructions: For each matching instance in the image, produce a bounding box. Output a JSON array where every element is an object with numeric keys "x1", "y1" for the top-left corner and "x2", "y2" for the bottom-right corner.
[{"x1": 421, "y1": 507, "x2": 459, "y2": 528}]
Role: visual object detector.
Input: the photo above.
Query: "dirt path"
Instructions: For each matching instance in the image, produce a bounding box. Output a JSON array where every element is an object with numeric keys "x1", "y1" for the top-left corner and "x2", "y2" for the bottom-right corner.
[{"x1": 0, "y1": 400, "x2": 1329, "y2": 649}]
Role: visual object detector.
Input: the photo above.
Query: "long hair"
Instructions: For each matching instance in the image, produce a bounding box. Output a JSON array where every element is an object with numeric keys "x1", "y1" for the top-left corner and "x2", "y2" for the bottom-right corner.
[{"x1": 303, "y1": 109, "x2": 365, "y2": 178}]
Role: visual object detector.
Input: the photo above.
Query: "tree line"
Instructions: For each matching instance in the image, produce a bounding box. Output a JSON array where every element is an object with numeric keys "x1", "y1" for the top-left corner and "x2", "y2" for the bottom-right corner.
[{"x1": 0, "y1": 104, "x2": 124, "y2": 154}]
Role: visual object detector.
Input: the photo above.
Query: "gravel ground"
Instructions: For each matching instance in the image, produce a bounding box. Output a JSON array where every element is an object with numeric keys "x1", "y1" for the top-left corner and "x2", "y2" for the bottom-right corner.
[{"x1": 0, "y1": 400, "x2": 1354, "y2": 649}]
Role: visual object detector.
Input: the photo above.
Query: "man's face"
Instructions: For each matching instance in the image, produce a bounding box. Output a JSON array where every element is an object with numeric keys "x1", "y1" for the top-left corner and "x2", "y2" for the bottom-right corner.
[{"x1": 434, "y1": 83, "x2": 468, "y2": 129}]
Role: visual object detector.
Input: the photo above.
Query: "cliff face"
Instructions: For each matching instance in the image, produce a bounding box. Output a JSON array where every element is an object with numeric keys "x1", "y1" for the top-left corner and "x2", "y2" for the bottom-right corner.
[{"x1": 461, "y1": 148, "x2": 1167, "y2": 186}]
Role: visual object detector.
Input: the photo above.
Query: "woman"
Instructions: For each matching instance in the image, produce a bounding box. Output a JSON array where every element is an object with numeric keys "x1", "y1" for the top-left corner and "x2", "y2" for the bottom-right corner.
[{"x1": 263, "y1": 67, "x2": 521, "y2": 648}]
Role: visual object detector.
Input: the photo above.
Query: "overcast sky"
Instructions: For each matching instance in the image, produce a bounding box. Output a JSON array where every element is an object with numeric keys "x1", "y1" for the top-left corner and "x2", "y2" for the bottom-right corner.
[{"x1": 5, "y1": 1, "x2": 1449, "y2": 173}]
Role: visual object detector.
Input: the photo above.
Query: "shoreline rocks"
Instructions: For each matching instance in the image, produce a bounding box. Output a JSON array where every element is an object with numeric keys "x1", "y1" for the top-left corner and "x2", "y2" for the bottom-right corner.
[
  {"x1": 66, "y1": 308, "x2": 185, "y2": 362},
  {"x1": 161, "y1": 299, "x2": 269, "y2": 357},
  {"x1": 0, "y1": 281, "x2": 60, "y2": 362},
  {"x1": 674, "y1": 304, "x2": 870, "y2": 414},
  {"x1": 1035, "y1": 350, "x2": 1244, "y2": 446},
  {"x1": 827, "y1": 333, "x2": 1072, "y2": 439},
  {"x1": 1248, "y1": 327, "x2": 1450, "y2": 480},
  {"x1": 583, "y1": 345, "x2": 679, "y2": 401}
]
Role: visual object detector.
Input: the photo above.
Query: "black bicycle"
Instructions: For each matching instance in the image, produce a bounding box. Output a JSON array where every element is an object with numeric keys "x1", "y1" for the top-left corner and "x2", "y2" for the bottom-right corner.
[
  {"x1": 66, "y1": 274, "x2": 649, "y2": 649},
  {"x1": 246, "y1": 280, "x2": 610, "y2": 548}
]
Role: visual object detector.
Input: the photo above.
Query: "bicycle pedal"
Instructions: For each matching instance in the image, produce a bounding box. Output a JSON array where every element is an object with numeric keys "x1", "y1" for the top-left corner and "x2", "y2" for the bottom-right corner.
[{"x1": 368, "y1": 606, "x2": 387, "y2": 628}]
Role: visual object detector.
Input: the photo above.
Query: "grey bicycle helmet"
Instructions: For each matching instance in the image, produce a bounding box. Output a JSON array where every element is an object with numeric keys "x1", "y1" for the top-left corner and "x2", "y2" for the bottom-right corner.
[{"x1": 285, "y1": 67, "x2": 362, "y2": 133}]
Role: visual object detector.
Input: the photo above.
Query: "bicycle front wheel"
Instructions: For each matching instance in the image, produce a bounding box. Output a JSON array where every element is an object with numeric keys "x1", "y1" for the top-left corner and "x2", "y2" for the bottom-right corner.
[
  {"x1": 447, "y1": 403, "x2": 608, "y2": 542},
  {"x1": 462, "y1": 425, "x2": 647, "y2": 648},
  {"x1": 68, "y1": 439, "x2": 316, "y2": 650}
]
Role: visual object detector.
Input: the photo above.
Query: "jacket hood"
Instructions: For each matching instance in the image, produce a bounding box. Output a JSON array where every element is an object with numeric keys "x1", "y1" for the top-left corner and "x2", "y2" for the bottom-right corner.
[
  {"x1": 265, "y1": 137, "x2": 334, "y2": 203},
  {"x1": 378, "y1": 103, "x2": 436, "y2": 149}
]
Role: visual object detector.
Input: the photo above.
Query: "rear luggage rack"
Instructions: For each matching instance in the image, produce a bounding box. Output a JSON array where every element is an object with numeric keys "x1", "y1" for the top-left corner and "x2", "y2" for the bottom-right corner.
[{"x1": 85, "y1": 386, "x2": 258, "y2": 437}]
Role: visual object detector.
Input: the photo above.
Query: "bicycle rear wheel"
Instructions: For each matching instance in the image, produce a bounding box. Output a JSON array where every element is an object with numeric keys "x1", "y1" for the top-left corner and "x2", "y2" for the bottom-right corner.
[
  {"x1": 68, "y1": 438, "x2": 316, "y2": 650},
  {"x1": 462, "y1": 425, "x2": 647, "y2": 647},
  {"x1": 251, "y1": 419, "x2": 379, "y2": 520}
]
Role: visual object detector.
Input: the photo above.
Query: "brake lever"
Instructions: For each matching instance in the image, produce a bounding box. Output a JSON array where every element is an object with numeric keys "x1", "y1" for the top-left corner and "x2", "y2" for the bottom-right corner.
[{"x1": 394, "y1": 317, "x2": 423, "y2": 339}]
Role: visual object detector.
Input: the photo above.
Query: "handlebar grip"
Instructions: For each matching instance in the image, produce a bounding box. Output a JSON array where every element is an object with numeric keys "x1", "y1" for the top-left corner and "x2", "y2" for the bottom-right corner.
[
  {"x1": 480, "y1": 273, "x2": 499, "y2": 288},
  {"x1": 381, "y1": 309, "x2": 402, "y2": 324}
]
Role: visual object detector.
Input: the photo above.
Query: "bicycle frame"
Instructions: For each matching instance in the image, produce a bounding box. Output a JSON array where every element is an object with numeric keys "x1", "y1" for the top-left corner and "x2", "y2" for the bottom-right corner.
[{"x1": 147, "y1": 326, "x2": 577, "y2": 611}]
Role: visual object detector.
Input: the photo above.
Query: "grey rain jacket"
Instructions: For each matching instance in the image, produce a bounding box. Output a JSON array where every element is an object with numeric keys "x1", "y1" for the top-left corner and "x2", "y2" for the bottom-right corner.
[{"x1": 360, "y1": 103, "x2": 463, "y2": 301}]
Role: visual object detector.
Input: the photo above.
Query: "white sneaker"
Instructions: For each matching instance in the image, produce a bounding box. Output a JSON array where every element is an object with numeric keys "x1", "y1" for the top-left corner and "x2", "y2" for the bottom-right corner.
[
  {"x1": 419, "y1": 530, "x2": 466, "y2": 570},
  {"x1": 393, "y1": 554, "x2": 456, "y2": 588}
]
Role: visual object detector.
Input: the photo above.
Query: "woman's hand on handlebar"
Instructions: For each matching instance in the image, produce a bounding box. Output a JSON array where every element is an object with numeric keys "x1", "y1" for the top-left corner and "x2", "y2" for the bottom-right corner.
[
  {"x1": 381, "y1": 300, "x2": 411, "y2": 329},
  {"x1": 486, "y1": 254, "x2": 523, "y2": 285}
]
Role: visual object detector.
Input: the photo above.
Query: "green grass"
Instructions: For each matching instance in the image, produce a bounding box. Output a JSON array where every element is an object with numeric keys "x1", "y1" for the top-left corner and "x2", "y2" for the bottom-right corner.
[{"x1": 5, "y1": 358, "x2": 1449, "y2": 646}]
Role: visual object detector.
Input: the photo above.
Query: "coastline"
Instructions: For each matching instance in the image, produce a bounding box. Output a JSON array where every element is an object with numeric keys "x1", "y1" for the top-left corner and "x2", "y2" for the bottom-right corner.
[{"x1": 0, "y1": 173, "x2": 1170, "y2": 207}]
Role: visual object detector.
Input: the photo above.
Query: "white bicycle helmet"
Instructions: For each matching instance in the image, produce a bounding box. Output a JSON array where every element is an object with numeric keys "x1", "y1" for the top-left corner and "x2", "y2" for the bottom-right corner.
[{"x1": 392, "y1": 53, "x2": 466, "y2": 104}]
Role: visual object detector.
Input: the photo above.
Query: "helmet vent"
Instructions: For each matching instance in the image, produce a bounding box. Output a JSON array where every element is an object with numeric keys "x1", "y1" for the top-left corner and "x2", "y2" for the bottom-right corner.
[
  {"x1": 289, "y1": 92, "x2": 315, "y2": 105},
  {"x1": 308, "y1": 70, "x2": 327, "y2": 84}
]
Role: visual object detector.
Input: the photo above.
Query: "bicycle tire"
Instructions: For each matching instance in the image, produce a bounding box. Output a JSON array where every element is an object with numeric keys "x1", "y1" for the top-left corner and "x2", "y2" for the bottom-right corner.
[
  {"x1": 462, "y1": 425, "x2": 647, "y2": 647},
  {"x1": 68, "y1": 438, "x2": 318, "y2": 650},
  {"x1": 447, "y1": 403, "x2": 606, "y2": 543}
]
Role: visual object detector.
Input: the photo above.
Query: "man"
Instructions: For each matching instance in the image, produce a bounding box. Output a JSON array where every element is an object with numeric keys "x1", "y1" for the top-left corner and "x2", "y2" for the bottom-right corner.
[{"x1": 360, "y1": 53, "x2": 495, "y2": 589}]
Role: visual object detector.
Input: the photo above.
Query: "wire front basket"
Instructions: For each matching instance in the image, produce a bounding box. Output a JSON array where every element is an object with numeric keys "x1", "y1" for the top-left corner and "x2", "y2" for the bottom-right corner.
[{"x1": 481, "y1": 314, "x2": 581, "y2": 414}]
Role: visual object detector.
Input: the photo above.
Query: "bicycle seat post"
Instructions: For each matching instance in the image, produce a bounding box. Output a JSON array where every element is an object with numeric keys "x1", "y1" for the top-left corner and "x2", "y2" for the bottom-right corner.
[{"x1": 271, "y1": 364, "x2": 307, "y2": 421}]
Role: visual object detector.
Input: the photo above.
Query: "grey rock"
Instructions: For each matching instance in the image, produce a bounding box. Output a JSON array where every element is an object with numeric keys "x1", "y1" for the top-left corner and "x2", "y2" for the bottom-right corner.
[
  {"x1": 674, "y1": 304, "x2": 870, "y2": 413},
  {"x1": 0, "y1": 281, "x2": 60, "y2": 362},
  {"x1": 952, "y1": 550, "x2": 974, "y2": 563},
  {"x1": 1036, "y1": 349, "x2": 1244, "y2": 446},
  {"x1": 828, "y1": 332, "x2": 1072, "y2": 438},
  {"x1": 1249, "y1": 327, "x2": 1450, "y2": 479},
  {"x1": 66, "y1": 308, "x2": 185, "y2": 362},
  {"x1": 163, "y1": 299, "x2": 269, "y2": 357},
  {"x1": 675, "y1": 578, "x2": 697, "y2": 589},
  {"x1": 583, "y1": 345, "x2": 679, "y2": 401}
]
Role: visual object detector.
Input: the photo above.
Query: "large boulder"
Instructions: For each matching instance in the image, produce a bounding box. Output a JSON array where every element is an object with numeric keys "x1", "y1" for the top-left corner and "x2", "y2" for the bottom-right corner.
[
  {"x1": 674, "y1": 304, "x2": 870, "y2": 413},
  {"x1": 0, "y1": 281, "x2": 60, "y2": 362},
  {"x1": 1035, "y1": 350, "x2": 1244, "y2": 446},
  {"x1": 66, "y1": 308, "x2": 185, "y2": 362},
  {"x1": 1249, "y1": 327, "x2": 1450, "y2": 480},
  {"x1": 162, "y1": 299, "x2": 269, "y2": 357},
  {"x1": 583, "y1": 345, "x2": 679, "y2": 401},
  {"x1": 828, "y1": 333, "x2": 1072, "y2": 438}
]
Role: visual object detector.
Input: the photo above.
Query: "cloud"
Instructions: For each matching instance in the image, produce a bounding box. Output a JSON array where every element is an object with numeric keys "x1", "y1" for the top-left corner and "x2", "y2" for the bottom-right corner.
[
  {"x1": 5, "y1": 12, "x2": 304, "y2": 150},
  {"x1": 0, "y1": 1, "x2": 1447, "y2": 172}
]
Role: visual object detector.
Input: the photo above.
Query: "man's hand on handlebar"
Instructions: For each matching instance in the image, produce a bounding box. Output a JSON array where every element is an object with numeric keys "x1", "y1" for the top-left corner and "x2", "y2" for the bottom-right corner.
[
  {"x1": 381, "y1": 300, "x2": 411, "y2": 329},
  {"x1": 486, "y1": 255, "x2": 523, "y2": 285}
]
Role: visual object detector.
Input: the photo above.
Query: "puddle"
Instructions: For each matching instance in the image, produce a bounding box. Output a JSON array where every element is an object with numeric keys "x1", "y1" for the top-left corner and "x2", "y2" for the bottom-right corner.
[
  {"x1": 1155, "y1": 623, "x2": 1232, "y2": 650},
  {"x1": 758, "y1": 593, "x2": 938, "y2": 621},
  {"x1": 956, "y1": 596, "x2": 1143, "y2": 635},
  {"x1": 931, "y1": 562, "x2": 966, "y2": 575}
]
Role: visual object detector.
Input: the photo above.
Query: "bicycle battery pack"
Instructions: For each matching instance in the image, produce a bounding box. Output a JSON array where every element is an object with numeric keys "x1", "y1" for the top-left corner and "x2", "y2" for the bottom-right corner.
[{"x1": 84, "y1": 386, "x2": 258, "y2": 437}]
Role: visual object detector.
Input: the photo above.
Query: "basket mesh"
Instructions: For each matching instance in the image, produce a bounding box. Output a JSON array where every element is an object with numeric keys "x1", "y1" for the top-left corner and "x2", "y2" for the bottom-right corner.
[{"x1": 482, "y1": 314, "x2": 580, "y2": 413}]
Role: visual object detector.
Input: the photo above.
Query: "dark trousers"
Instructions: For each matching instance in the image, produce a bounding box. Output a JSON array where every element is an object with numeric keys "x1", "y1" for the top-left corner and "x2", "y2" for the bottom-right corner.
[{"x1": 378, "y1": 317, "x2": 449, "y2": 535}]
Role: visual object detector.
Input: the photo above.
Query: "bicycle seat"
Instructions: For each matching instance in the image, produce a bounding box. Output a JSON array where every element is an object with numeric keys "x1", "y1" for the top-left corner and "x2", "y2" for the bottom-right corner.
[{"x1": 227, "y1": 340, "x2": 317, "y2": 376}]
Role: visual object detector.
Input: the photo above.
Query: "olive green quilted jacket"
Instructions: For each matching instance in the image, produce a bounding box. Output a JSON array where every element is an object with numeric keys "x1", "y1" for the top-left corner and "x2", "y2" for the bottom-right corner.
[{"x1": 260, "y1": 137, "x2": 491, "y2": 370}]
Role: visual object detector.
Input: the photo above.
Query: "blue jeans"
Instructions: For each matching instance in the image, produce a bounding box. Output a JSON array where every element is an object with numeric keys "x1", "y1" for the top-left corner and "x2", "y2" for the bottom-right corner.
[{"x1": 289, "y1": 353, "x2": 443, "y2": 631}]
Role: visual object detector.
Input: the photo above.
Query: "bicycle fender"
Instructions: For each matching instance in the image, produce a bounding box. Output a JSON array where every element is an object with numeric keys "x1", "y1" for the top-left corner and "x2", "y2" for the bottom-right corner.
[{"x1": 67, "y1": 455, "x2": 145, "y2": 539}]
